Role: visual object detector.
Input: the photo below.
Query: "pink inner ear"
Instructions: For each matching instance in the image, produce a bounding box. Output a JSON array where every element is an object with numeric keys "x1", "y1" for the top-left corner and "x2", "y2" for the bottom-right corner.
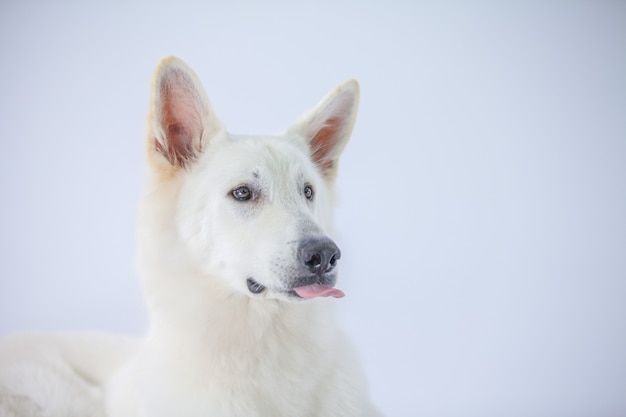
[
  {"x1": 165, "y1": 122, "x2": 196, "y2": 161},
  {"x1": 310, "y1": 116, "x2": 342, "y2": 171},
  {"x1": 158, "y1": 80, "x2": 203, "y2": 166}
]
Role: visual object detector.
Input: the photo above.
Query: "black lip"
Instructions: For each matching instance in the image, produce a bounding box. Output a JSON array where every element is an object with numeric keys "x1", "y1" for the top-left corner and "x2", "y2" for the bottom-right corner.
[
  {"x1": 247, "y1": 278, "x2": 302, "y2": 298},
  {"x1": 246, "y1": 278, "x2": 266, "y2": 294},
  {"x1": 246, "y1": 275, "x2": 336, "y2": 299}
]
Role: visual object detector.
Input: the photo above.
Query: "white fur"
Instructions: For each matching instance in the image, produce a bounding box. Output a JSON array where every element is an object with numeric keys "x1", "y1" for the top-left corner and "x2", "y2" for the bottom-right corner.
[
  {"x1": 0, "y1": 332, "x2": 135, "y2": 417},
  {"x1": 0, "y1": 56, "x2": 380, "y2": 417}
]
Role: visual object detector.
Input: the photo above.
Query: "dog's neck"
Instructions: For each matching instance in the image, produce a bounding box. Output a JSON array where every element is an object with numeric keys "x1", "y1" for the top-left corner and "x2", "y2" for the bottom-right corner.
[{"x1": 140, "y1": 258, "x2": 337, "y2": 354}]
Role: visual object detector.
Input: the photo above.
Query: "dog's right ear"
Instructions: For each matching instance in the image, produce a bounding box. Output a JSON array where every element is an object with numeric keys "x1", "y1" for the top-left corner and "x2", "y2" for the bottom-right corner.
[{"x1": 147, "y1": 56, "x2": 223, "y2": 172}]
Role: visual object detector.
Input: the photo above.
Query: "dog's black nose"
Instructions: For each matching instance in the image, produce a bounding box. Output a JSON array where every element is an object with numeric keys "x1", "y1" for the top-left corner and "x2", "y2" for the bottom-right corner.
[{"x1": 298, "y1": 238, "x2": 341, "y2": 275}]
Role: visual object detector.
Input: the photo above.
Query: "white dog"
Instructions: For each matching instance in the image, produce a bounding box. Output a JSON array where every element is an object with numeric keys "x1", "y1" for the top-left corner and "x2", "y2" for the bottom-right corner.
[{"x1": 0, "y1": 57, "x2": 380, "y2": 417}]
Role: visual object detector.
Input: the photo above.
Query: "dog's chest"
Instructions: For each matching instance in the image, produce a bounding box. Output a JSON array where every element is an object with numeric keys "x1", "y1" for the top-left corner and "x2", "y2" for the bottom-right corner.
[{"x1": 140, "y1": 329, "x2": 329, "y2": 417}]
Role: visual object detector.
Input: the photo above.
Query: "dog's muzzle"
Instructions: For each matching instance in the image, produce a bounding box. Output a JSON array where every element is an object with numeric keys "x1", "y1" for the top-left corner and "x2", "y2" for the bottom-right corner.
[{"x1": 246, "y1": 238, "x2": 344, "y2": 299}]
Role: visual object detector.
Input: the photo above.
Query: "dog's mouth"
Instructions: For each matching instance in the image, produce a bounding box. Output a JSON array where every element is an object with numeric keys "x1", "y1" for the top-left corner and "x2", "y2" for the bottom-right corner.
[{"x1": 246, "y1": 278, "x2": 344, "y2": 299}]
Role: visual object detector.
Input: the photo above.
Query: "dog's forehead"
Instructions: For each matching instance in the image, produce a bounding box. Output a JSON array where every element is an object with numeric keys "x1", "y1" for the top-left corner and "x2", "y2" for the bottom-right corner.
[{"x1": 219, "y1": 134, "x2": 316, "y2": 179}]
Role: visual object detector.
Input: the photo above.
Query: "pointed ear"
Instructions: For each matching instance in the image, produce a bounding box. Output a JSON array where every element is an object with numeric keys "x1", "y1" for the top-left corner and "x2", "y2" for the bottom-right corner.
[
  {"x1": 147, "y1": 56, "x2": 223, "y2": 171},
  {"x1": 289, "y1": 79, "x2": 360, "y2": 181}
]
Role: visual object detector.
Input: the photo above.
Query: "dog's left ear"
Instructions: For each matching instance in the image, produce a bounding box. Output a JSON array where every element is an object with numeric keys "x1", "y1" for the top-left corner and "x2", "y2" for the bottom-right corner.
[{"x1": 289, "y1": 80, "x2": 360, "y2": 180}]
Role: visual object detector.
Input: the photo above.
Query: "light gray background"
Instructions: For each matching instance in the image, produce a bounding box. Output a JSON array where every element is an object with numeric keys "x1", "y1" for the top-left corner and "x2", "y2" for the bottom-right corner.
[{"x1": 1, "y1": 2, "x2": 625, "y2": 416}]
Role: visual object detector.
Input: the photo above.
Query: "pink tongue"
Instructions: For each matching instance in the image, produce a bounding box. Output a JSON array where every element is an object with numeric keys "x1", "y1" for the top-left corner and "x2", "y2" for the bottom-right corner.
[{"x1": 294, "y1": 284, "x2": 345, "y2": 299}]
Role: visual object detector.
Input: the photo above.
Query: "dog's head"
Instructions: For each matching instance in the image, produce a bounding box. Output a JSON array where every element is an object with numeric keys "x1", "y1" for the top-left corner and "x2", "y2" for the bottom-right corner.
[{"x1": 141, "y1": 57, "x2": 359, "y2": 303}]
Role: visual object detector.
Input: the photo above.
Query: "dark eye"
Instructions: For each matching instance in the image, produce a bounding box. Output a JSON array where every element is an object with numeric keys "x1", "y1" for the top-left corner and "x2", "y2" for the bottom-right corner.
[
  {"x1": 304, "y1": 184, "x2": 314, "y2": 201},
  {"x1": 232, "y1": 186, "x2": 252, "y2": 201}
]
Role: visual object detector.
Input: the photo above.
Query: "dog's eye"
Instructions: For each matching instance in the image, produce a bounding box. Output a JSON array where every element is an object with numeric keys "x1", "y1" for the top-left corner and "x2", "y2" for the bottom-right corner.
[
  {"x1": 232, "y1": 186, "x2": 252, "y2": 201},
  {"x1": 304, "y1": 184, "x2": 314, "y2": 201}
]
